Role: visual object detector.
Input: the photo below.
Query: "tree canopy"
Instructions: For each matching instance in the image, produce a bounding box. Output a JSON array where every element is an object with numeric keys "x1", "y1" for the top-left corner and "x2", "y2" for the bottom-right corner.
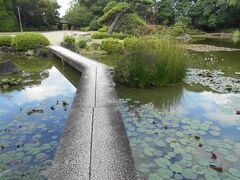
[{"x1": 0, "y1": 0, "x2": 60, "y2": 32}]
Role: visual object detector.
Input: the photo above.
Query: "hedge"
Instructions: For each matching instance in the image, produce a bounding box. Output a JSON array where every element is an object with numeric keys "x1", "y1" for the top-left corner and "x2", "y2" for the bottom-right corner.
[
  {"x1": 0, "y1": 36, "x2": 14, "y2": 46},
  {"x1": 11, "y1": 32, "x2": 50, "y2": 51}
]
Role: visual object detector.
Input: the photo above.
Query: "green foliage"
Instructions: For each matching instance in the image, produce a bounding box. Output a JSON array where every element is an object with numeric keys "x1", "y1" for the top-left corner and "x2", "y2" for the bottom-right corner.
[
  {"x1": 99, "y1": 2, "x2": 130, "y2": 23},
  {"x1": 123, "y1": 37, "x2": 140, "y2": 52},
  {"x1": 11, "y1": 33, "x2": 50, "y2": 51},
  {"x1": 115, "y1": 38, "x2": 188, "y2": 88},
  {"x1": 77, "y1": 39, "x2": 87, "y2": 48},
  {"x1": 172, "y1": 21, "x2": 185, "y2": 36},
  {"x1": 103, "y1": 1, "x2": 118, "y2": 14},
  {"x1": 0, "y1": 36, "x2": 14, "y2": 46},
  {"x1": 100, "y1": 38, "x2": 123, "y2": 54},
  {"x1": 98, "y1": 26, "x2": 109, "y2": 32},
  {"x1": 0, "y1": 0, "x2": 18, "y2": 32},
  {"x1": 64, "y1": 35, "x2": 76, "y2": 44},
  {"x1": 65, "y1": 4, "x2": 93, "y2": 28},
  {"x1": 232, "y1": 29, "x2": 240, "y2": 44},
  {"x1": 91, "y1": 32, "x2": 128, "y2": 39},
  {"x1": 80, "y1": 26, "x2": 91, "y2": 31},
  {"x1": 116, "y1": 13, "x2": 146, "y2": 35},
  {"x1": 91, "y1": 42, "x2": 100, "y2": 50},
  {"x1": 89, "y1": 20, "x2": 102, "y2": 30}
]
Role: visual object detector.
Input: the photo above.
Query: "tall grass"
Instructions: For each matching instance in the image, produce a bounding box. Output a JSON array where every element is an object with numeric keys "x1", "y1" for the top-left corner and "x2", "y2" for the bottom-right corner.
[{"x1": 114, "y1": 37, "x2": 189, "y2": 88}]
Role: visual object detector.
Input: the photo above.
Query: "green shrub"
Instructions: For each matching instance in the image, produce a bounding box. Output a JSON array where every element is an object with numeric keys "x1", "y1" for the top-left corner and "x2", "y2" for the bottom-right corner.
[
  {"x1": 61, "y1": 42, "x2": 77, "y2": 52},
  {"x1": 77, "y1": 38, "x2": 87, "y2": 48},
  {"x1": 123, "y1": 37, "x2": 140, "y2": 52},
  {"x1": 172, "y1": 21, "x2": 185, "y2": 36},
  {"x1": 98, "y1": 26, "x2": 109, "y2": 32},
  {"x1": 64, "y1": 35, "x2": 75, "y2": 43},
  {"x1": 11, "y1": 33, "x2": 50, "y2": 51},
  {"x1": 80, "y1": 26, "x2": 91, "y2": 31},
  {"x1": 100, "y1": 38, "x2": 123, "y2": 54},
  {"x1": 91, "y1": 42, "x2": 100, "y2": 50},
  {"x1": 91, "y1": 32, "x2": 128, "y2": 39},
  {"x1": 114, "y1": 38, "x2": 188, "y2": 88},
  {"x1": 89, "y1": 20, "x2": 102, "y2": 30},
  {"x1": 0, "y1": 36, "x2": 14, "y2": 46}
]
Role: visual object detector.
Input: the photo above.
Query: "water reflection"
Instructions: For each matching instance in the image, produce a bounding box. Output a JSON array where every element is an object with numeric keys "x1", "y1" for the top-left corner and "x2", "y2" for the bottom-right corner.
[
  {"x1": 116, "y1": 84, "x2": 184, "y2": 112},
  {"x1": 0, "y1": 55, "x2": 79, "y2": 179}
]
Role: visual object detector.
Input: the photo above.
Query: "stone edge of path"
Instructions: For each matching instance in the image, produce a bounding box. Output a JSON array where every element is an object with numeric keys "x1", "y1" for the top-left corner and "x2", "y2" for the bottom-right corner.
[{"x1": 48, "y1": 45, "x2": 137, "y2": 180}]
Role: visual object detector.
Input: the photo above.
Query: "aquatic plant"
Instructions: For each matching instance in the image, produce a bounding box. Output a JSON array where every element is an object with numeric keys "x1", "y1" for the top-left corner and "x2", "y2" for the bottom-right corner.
[
  {"x1": 0, "y1": 77, "x2": 22, "y2": 90},
  {"x1": 119, "y1": 98, "x2": 240, "y2": 180},
  {"x1": 115, "y1": 37, "x2": 188, "y2": 88}
]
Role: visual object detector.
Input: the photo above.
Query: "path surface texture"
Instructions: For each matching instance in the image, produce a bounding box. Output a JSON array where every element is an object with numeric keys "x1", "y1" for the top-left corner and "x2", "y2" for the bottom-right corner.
[{"x1": 48, "y1": 45, "x2": 137, "y2": 180}]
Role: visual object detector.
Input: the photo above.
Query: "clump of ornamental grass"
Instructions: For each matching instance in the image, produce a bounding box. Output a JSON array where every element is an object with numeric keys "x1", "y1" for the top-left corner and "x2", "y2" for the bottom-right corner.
[{"x1": 114, "y1": 37, "x2": 189, "y2": 88}]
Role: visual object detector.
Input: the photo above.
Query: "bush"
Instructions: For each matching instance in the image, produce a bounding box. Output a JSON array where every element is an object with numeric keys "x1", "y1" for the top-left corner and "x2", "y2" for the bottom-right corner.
[
  {"x1": 98, "y1": 26, "x2": 109, "y2": 32},
  {"x1": 91, "y1": 43, "x2": 100, "y2": 50},
  {"x1": 64, "y1": 35, "x2": 75, "y2": 43},
  {"x1": 123, "y1": 37, "x2": 140, "y2": 52},
  {"x1": 11, "y1": 33, "x2": 50, "y2": 51},
  {"x1": 61, "y1": 42, "x2": 77, "y2": 52},
  {"x1": 89, "y1": 20, "x2": 102, "y2": 31},
  {"x1": 100, "y1": 38, "x2": 123, "y2": 54},
  {"x1": 114, "y1": 38, "x2": 188, "y2": 88},
  {"x1": 80, "y1": 26, "x2": 91, "y2": 31},
  {"x1": 77, "y1": 38, "x2": 87, "y2": 48},
  {"x1": 91, "y1": 32, "x2": 128, "y2": 39},
  {"x1": 172, "y1": 21, "x2": 185, "y2": 36},
  {"x1": 0, "y1": 36, "x2": 14, "y2": 46}
]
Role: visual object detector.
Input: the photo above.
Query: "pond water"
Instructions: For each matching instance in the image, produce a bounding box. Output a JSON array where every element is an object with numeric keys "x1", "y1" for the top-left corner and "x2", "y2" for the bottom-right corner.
[
  {"x1": 0, "y1": 55, "x2": 80, "y2": 179},
  {"x1": 94, "y1": 39, "x2": 240, "y2": 179}
]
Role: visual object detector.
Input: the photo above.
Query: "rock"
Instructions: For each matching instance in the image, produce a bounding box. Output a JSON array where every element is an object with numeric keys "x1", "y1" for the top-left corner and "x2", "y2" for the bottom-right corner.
[
  {"x1": 0, "y1": 60, "x2": 18, "y2": 75},
  {"x1": 0, "y1": 46, "x2": 13, "y2": 53},
  {"x1": 176, "y1": 33, "x2": 192, "y2": 42},
  {"x1": 25, "y1": 50, "x2": 34, "y2": 56}
]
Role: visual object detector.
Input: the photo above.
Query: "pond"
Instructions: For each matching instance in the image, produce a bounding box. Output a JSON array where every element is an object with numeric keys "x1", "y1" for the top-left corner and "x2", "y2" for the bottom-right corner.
[
  {"x1": 0, "y1": 55, "x2": 80, "y2": 179},
  {"x1": 93, "y1": 39, "x2": 240, "y2": 179}
]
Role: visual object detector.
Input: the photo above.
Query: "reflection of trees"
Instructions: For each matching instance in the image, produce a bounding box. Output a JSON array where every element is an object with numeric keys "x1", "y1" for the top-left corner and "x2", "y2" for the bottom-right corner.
[
  {"x1": 116, "y1": 83, "x2": 184, "y2": 111},
  {"x1": 0, "y1": 56, "x2": 52, "y2": 93}
]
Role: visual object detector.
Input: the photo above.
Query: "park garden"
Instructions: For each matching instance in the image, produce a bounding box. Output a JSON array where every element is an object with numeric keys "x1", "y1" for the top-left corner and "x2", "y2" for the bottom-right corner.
[{"x1": 0, "y1": 0, "x2": 240, "y2": 179}]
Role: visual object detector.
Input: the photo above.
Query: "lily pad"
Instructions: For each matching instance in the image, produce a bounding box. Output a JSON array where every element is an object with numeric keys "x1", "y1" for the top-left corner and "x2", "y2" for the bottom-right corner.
[
  {"x1": 137, "y1": 163, "x2": 150, "y2": 173},
  {"x1": 148, "y1": 174, "x2": 160, "y2": 180},
  {"x1": 182, "y1": 168, "x2": 197, "y2": 179},
  {"x1": 228, "y1": 168, "x2": 240, "y2": 178},
  {"x1": 192, "y1": 165, "x2": 206, "y2": 175},
  {"x1": 170, "y1": 163, "x2": 183, "y2": 173}
]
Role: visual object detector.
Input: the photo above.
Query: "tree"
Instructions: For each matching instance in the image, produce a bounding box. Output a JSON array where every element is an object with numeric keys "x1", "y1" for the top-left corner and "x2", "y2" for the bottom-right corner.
[
  {"x1": 99, "y1": 0, "x2": 152, "y2": 34},
  {"x1": 65, "y1": 4, "x2": 93, "y2": 28},
  {"x1": 0, "y1": 0, "x2": 18, "y2": 32}
]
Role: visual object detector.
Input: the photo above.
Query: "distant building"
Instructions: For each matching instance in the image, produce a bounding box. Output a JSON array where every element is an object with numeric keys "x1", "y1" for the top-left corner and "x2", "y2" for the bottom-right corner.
[{"x1": 57, "y1": 19, "x2": 70, "y2": 30}]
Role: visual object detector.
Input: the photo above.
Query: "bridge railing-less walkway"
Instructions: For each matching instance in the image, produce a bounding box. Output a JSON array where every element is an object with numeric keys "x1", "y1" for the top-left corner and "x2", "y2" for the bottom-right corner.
[{"x1": 48, "y1": 45, "x2": 137, "y2": 180}]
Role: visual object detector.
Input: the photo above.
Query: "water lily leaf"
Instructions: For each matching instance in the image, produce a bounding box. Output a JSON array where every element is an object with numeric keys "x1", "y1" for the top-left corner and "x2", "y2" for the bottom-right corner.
[
  {"x1": 143, "y1": 147, "x2": 155, "y2": 157},
  {"x1": 170, "y1": 163, "x2": 183, "y2": 173},
  {"x1": 137, "y1": 163, "x2": 150, "y2": 173},
  {"x1": 228, "y1": 168, "x2": 240, "y2": 178},
  {"x1": 225, "y1": 155, "x2": 238, "y2": 163},
  {"x1": 198, "y1": 159, "x2": 210, "y2": 166},
  {"x1": 182, "y1": 168, "x2": 197, "y2": 179},
  {"x1": 192, "y1": 165, "x2": 206, "y2": 175},
  {"x1": 157, "y1": 168, "x2": 173, "y2": 178},
  {"x1": 148, "y1": 173, "x2": 160, "y2": 180},
  {"x1": 182, "y1": 154, "x2": 193, "y2": 161},
  {"x1": 155, "y1": 158, "x2": 171, "y2": 167},
  {"x1": 209, "y1": 130, "x2": 220, "y2": 136}
]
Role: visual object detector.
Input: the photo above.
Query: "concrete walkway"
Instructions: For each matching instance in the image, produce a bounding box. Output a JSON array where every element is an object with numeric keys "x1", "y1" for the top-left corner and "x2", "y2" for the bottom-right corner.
[{"x1": 48, "y1": 45, "x2": 137, "y2": 180}]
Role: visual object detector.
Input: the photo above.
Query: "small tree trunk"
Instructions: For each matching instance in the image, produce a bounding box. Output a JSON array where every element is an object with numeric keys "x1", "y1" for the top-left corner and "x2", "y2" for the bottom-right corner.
[{"x1": 108, "y1": 12, "x2": 123, "y2": 34}]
